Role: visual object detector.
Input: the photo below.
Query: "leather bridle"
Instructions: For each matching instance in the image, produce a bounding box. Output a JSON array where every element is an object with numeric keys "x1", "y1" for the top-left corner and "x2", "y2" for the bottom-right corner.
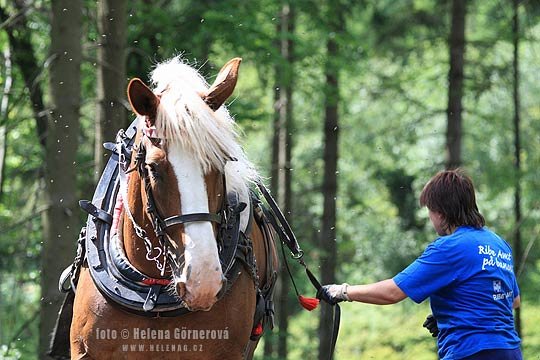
[{"x1": 123, "y1": 132, "x2": 224, "y2": 276}]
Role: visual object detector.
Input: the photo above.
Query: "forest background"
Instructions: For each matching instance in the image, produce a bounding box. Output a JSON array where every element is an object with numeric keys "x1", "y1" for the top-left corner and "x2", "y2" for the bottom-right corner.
[{"x1": 0, "y1": 0, "x2": 539, "y2": 359}]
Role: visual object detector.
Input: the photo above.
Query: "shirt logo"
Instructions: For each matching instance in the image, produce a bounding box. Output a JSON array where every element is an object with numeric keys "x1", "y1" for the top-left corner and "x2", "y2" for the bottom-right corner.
[{"x1": 493, "y1": 280, "x2": 502, "y2": 293}]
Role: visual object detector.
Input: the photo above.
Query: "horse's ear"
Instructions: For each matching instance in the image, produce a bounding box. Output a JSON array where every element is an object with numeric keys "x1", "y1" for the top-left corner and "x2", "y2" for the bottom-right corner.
[
  {"x1": 127, "y1": 78, "x2": 159, "y2": 123},
  {"x1": 202, "y1": 58, "x2": 242, "y2": 111}
]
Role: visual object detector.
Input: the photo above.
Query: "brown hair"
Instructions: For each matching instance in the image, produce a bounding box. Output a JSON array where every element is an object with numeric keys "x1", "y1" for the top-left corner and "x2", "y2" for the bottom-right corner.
[{"x1": 419, "y1": 169, "x2": 485, "y2": 230}]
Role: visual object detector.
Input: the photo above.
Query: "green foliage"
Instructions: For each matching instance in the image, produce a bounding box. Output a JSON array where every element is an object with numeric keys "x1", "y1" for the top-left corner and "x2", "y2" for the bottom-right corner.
[{"x1": 1, "y1": 0, "x2": 540, "y2": 358}]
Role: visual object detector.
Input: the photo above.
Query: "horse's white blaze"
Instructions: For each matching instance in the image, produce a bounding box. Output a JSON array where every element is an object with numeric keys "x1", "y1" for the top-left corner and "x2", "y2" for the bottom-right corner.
[{"x1": 168, "y1": 142, "x2": 223, "y2": 307}]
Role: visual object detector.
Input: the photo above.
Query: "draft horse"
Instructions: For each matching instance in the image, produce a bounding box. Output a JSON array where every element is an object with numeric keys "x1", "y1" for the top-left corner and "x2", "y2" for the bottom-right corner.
[{"x1": 68, "y1": 58, "x2": 278, "y2": 359}]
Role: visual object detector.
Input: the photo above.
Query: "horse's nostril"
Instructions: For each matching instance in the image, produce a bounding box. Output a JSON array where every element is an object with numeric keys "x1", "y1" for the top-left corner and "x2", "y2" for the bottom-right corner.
[{"x1": 185, "y1": 264, "x2": 192, "y2": 281}]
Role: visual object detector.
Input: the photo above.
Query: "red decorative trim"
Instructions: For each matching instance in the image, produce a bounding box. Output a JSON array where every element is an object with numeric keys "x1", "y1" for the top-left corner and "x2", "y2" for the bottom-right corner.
[{"x1": 142, "y1": 278, "x2": 171, "y2": 286}]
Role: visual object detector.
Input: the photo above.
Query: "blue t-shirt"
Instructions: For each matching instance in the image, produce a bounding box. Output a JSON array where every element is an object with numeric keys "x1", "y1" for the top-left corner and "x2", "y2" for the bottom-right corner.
[{"x1": 393, "y1": 226, "x2": 521, "y2": 359}]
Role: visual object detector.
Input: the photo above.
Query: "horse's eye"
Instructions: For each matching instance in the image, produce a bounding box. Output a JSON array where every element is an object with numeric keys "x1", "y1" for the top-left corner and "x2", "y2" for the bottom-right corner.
[
  {"x1": 149, "y1": 137, "x2": 162, "y2": 147},
  {"x1": 146, "y1": 163, "x2": 160, "y2": 180}
]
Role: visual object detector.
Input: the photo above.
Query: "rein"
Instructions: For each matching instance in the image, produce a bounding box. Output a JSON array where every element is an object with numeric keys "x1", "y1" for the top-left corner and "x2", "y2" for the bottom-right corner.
[{"x1": 256, "y1": 182, "x2": 341, "y2": 360}]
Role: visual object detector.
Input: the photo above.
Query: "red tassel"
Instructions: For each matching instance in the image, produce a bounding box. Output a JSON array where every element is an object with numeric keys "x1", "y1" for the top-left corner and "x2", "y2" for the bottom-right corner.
[
  {"x1": 298, "y1": 295, "x2": 319, "y2": 311},
  {"x1": 252, "y1": 322, "x2": 264, "y2": 337}
]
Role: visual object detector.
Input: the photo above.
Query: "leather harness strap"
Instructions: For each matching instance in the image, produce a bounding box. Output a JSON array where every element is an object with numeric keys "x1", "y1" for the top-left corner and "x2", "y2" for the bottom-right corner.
[
  {"x1": 78, "y1": 200, "x2": 113, "y2": 225},
  {"x1": 164, "y1": 212, "x2": 222, "y2": 227}
]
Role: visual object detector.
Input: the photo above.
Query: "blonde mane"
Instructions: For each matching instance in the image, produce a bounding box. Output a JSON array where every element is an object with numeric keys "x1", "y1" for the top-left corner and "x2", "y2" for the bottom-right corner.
[{"x1": 142, "y1": 56, "x2": 259, "y2": 195}]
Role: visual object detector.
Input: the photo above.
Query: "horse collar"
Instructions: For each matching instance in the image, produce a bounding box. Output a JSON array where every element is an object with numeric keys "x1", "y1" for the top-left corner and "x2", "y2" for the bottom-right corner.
[{"x1": 65, "y1": 123, "x2": 258, "y2": 317}]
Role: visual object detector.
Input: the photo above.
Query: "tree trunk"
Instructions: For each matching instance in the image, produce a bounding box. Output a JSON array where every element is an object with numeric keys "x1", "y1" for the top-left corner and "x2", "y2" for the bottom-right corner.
[
  {"x1": 445, "y1": 0, "x2": 466, "y2": 169},
  {"x1": 318, "y1": 4, "x2": 342, "y2": 359},
  {"x1": 0, "y1": 1, "x2": 48, "y2": 148},
  {"x1": 40, "y1": 1, "x2": 82, "y2": 358},
  {"x1": 512, "y1": 0, "x2": 522, "y2": 338},
  {"x1": 0, "y1": 45, "x2": 12, "y2": 200},
  {"x1": 270, "y1": 3, "x2": 295, "y2": 358},
  {"x1": 0, "y1": 125, "x2": 5, "y2": 201},
  {"x1": 94, "y1": 0, "x2": 127, "y2": 181}
]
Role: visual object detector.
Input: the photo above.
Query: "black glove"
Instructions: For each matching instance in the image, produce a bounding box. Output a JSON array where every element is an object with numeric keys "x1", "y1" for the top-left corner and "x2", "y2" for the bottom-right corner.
[
  {"x1": 423, "y1": 314, "x2": 439, "y2": 337},
  {"x1": 316, "y1": 284, "x2": 350, "y2": 305}
]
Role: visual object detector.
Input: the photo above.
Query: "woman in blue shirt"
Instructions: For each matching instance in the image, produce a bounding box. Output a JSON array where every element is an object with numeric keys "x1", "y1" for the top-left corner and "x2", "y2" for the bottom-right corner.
[{"x1": 319, "y1": 169, "x2": 522, "y2": 360}]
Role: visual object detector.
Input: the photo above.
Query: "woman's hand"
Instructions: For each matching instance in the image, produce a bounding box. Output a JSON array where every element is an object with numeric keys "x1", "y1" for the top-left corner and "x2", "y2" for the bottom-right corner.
[
  {"x1": 423, "y1": 314, "x2": 439, "y2": 337},
  {"x1": 317, "y1": 283, "x2": 351, "y2": 305}
]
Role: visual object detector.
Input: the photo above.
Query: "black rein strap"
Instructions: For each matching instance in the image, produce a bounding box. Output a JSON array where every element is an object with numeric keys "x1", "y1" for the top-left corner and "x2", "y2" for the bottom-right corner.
[
  {"x1": 256, "y1": 180, "x2": 341, "y2": 360},
  {"x1": 164, "y1": 213, "x2": 222, "y2": 228},
  {"x1": 256, "y1": 181, "x2": 302, "y2": 258}
]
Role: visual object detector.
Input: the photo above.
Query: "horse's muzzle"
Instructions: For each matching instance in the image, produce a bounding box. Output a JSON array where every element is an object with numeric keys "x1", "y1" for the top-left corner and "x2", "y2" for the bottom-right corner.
[{"x1": 175, "y1": 268, "x2": 224, "y2": 311}]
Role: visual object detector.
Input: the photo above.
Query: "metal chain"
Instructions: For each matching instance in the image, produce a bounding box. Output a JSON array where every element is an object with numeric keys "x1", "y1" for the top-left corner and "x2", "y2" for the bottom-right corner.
[{"x1": 117, "y1": 131, "x2": 168, "y2": 275}]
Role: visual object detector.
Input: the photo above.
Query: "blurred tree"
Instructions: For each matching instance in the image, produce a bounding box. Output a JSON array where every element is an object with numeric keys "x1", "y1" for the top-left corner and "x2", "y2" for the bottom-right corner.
[
  {"x1": 446, "y1": 0, "x2": 466, "y2": 169},
  {"x1": 0, "y1": 1, "x2": 48, "y2": 148},
  {"x1": 318, "y1": 1, "x2": 344, "y2": 358},
  {"x1": 0, "y1": 45, "x2": 11, "y2": 199},
  {"x1": 270, "y1": 2, "x2": 295, "y2": 358},
  {"x1": 40, "y1": 0, "x2": 82, "y2": 357},
  {"x1": 377, "y1": 168, "x2": 423, "y2": 231},
  {"x1": 126, "y1": 0, "x2": 220, "y2": 80},
  {"x1": 94, "y1": 0, "x2": 127, "y2": 181},
  {"x1": 511, "y1": 0, "x2": 522, "y2": 337}
]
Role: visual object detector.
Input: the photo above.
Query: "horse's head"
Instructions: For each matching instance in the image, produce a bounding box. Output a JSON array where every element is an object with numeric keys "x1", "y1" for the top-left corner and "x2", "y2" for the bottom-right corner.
[{"x1": 125, "y1": 57, "x2": 255, "y2": 311}]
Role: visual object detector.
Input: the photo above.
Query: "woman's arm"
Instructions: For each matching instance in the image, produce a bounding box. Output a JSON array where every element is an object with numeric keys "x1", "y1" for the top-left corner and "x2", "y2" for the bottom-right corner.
[
  {"x1": 513, "y1": 295, "x2": 521, "y2": 309},
  {"x1": 319, "y1": 279, "x2": 408, "y2": 305},
  {"x1": 347, "y1": 279, "x2": 407, "y2": 305}
]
